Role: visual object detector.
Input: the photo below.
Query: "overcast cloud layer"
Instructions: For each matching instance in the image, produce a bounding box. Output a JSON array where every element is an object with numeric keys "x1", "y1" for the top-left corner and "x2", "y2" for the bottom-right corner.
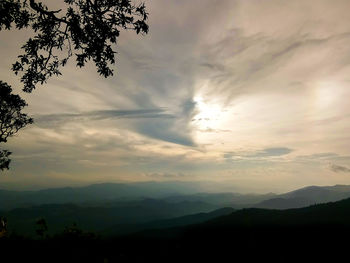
[{"x1": 1, "y1": 0, "x2": 350, "y2": 192}]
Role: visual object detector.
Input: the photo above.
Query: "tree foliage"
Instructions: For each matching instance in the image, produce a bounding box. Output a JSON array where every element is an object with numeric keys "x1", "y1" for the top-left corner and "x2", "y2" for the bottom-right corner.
[
  {"x1": 0, "y1": 0, "x2": 148, "y2": 170},
  {"x1": 1, "y1": 0, "x2": 149, "y2": 92},
  {"x1": 0, "y1": 81, "x2": 33, "y2": 170}
]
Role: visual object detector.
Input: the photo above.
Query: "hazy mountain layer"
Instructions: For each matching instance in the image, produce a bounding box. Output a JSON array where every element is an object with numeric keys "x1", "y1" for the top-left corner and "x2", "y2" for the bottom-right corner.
[
  {"x1": 2, "y1": 183, "x2": 350, "y2": 212},
  {"x1": 254, "y1": 184, "x2": 350, "y2": 209}
]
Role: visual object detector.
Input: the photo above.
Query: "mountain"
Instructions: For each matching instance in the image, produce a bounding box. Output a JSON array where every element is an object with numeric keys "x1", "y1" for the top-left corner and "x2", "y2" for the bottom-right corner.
[
  {"x1": 3, "y1": 197, "x2": 350, "y2": 262},
  {"x1": 1, "y1": 198, "x2": 219, "y2": 237},
  {"x1": 252, "y1": 184, "x2": 350, "y2": 209},
  {"x1": 253, "y1": 197, "x2": 311, "y2": 209},
  {"x1": 202, "y1": 197, "x2": 350, "y2": 227},
  {"x1": 2, "y1": 183, "x2": 350, "y2": 211},
  {"x1": 121, "y1": 198, "x2": 350, "y2": 261},
  {"x1": 163, "y1": 192, "x2": 276, "y2": 207},
  {"x1": 101, "y1": 207, "x2": 235, "y2": 236},
  {"x1": 0, "y1": 181, "x2": 214, "y2": 210},
  {"x1": 126, "y1": 196, "x2": 350, "y2": 240}
]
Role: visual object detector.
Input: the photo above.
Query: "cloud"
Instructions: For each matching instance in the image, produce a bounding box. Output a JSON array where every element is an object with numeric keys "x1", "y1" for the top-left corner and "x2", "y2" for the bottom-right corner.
[
  {"x1": 250, "y1": 147, "x2": 293, "y2": 157},
  {"x1": 198, "y1": 128, "x2": 232, "y2": 133},
  {"x1": 34, "y1": 109, "x2": 174, "y2": 125},
  {"x1": 329, "y1": 164, "x2": 350, "y2": 173},
  {"x1": 143, "y1": 172, "x2": 186, "y2": 179},
  {"x1": 223, "y1": 147, "x2": 293, "y2": 162},
  {"x1": 2, "y1": 0, "x2": 350, "y2": 191},
  {"x1": 34, "y1": 108, "x2": 195, "y2": 146},
  {"x1": 296, "y1": 153, "x2": 340, "y2": 160}
]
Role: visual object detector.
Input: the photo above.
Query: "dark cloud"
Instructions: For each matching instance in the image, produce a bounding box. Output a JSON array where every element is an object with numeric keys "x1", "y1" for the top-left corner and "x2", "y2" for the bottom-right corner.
[
  {"x1": 131, "y1": 98, "x2": 197, "y2": 147},
  {"x1": 330, "y1": 164, "x2": 350, "y2": 173},
  {"x1": 134, "y1": 117, "x2": 195, "y2": 146}
]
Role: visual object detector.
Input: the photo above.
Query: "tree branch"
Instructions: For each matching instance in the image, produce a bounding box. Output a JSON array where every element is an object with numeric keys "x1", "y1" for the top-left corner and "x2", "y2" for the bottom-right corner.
[{"x1": 29, "y1": 0, "x2": 67, "y2": 24}]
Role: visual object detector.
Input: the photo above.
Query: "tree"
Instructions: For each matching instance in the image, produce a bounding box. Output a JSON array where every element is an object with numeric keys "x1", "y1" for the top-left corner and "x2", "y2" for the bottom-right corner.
[
  {"x1": 1, "y1": 0, "x2": 149, "y2": 92},
  {"x1": 0, "y1": 0, "x2": 149, "y2": 169},
  {"x1": 0, "y1": 81, "x2": 33, "y2": 170},
  {"x1": 35, "y1": 217, "x2": 48, "y2": 238},
  {"x1": 0, "y1": 216, "x2": 7, "y2": 238}
]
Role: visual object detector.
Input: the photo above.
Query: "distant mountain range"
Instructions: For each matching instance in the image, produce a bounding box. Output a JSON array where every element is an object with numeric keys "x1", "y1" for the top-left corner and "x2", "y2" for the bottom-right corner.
[
  {"x1": 2, "y1": 182, "x2": 350, "y2": 238},
  {"x1": 0, "y1": 181, "x2": 210, "y2": 210},
  {"x1": 2, "y1": 182, "x2": 350, "y2": 211},
  {"x1": 3, "y1": 195, "x2": 350, "y2": 262}
]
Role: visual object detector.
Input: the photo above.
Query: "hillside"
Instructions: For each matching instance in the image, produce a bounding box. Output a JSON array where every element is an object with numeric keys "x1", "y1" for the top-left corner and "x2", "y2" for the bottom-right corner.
[
  {"x1": 1, "y1": 199, "x2": 218, "y2": 237},
  {"x1": 2, "y1": 197, "x2": 350, "y2": 262},
  {"x1": 101, "y1": 207, "x2": 235, "y2": 236},
  {"x1": 122, "y1": 197, "x2": 350, "y2": 261}
]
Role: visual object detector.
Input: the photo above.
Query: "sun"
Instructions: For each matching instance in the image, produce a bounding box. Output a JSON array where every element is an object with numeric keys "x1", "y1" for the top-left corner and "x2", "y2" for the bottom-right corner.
[{"x1": 193, "y1": 96, "x2": 223, "y2": 129}]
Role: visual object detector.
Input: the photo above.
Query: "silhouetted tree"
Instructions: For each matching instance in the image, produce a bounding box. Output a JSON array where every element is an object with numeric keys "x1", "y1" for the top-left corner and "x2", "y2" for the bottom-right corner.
[
  {"x1": 0, "y1": 216, "x2": 8, "y2": 237},
  {"x1": 0, "y1": 81, "x2": 33, "y2": 170},
  {"x1": 0, "y1": 0, "x2": 148, "y2": 169},
  {"x1": 35, "y1": 218, "x2": 48, "y2": 239},
  {"x1": 1, "y1": 0, "x2": 149, "y2": 92}
]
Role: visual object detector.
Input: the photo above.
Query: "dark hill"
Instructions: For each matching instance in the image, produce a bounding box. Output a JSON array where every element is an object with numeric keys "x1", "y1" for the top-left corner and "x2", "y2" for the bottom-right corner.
[
  {"x1": 101, "y1": 207, "x2": 235, "y2": 236},
  {"x1": 120, "y1": 197, "x2": 350, "y2": 262},
  {"x1": 2, "y1": 198, "x2": 350, "y2": 262},
  {"x1": 1, "y1": 199, "x2": 218, "y2": 237},
  {"x1": 174, "y1": 197, "x2": 350, "y2": 232}
]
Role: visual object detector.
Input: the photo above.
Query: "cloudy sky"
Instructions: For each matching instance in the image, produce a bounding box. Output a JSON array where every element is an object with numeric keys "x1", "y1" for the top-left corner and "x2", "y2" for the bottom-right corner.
[{"x1": 1, "y1": 0, "x2": 350, "y2": 192}]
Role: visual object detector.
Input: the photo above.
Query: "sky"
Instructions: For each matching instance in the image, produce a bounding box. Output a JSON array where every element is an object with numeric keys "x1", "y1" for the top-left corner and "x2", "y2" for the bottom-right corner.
[{"x1": 1, "y1": 0, "x2": 350, "y2": 193}]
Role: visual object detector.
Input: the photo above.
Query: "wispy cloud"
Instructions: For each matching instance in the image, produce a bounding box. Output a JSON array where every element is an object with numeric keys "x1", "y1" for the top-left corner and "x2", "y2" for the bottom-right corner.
[
  {"x1": 224, "y1": 147, "x2": 293, "y2": 160},
  {"x1": 249, "y1": 147, "x2": 293, "y2": 157},
  {"x1": 33, "y1": 108, "x2": 195, "y2": 146},
  {"x1": 34, "y1": 109, "x2": 175, "y2": 126}
]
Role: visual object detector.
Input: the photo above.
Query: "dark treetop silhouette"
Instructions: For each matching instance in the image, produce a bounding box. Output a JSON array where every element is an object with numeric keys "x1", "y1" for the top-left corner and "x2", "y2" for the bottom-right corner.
[{"x1": 0, "y1": 0, "x2": 149, "y2": 170}]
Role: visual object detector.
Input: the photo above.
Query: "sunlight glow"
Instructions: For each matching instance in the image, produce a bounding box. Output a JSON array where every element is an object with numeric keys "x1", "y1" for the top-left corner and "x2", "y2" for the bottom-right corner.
[
  {"x1": 193, "y1": 96, "x2": 223, "y2": 129},
  {"x1": 313, "y1": 81, "x2": 338, "y2": 109}
]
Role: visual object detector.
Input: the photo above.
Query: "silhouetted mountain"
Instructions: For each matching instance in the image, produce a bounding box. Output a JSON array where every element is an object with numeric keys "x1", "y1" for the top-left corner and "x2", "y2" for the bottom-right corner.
[
  {"x1": 89, "y1": 197, "x2": 350, "y2": 262},
  {"x1": 202, "y1": 197, "x2": 350, "y2": 227},
  {"x1": 131, "y1": 196, "x2": 350, "y2": 240}
]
